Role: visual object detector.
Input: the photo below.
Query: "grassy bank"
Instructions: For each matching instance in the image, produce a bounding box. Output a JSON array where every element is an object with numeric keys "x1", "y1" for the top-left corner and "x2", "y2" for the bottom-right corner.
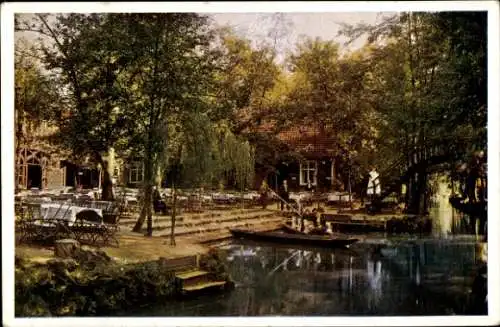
[{"x1": 15, "y1": 246, "x2": 232, "y2": 316}]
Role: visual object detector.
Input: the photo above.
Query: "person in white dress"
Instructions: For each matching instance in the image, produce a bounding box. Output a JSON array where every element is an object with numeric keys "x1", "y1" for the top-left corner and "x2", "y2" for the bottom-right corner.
[{"x1": 367, "y1": 167, "x2": 381, "y2": 201}]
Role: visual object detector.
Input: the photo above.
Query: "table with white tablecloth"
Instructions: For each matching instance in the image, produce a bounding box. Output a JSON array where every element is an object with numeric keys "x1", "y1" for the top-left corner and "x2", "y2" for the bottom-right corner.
[{"x1": 40, "y1": 203, "x2": 103, "y2": 226}]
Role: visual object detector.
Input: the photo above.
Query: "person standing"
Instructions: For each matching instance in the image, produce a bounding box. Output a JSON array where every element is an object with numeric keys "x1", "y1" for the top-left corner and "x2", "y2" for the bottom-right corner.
[
  {"x1": 278, "y1": 180, "x2": 289, "y2": 211},
  {"x1": 259, "y1": 180, "x2": 270, "y2": 209},
  {"x1": 367, "y1": 167, "x2": 381, "y2": 202}
]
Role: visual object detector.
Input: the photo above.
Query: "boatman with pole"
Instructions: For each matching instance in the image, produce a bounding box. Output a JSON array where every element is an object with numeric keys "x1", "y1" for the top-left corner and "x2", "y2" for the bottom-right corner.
[{"x1": 367, "y1": 167, "x2": 381, "y2": 214}]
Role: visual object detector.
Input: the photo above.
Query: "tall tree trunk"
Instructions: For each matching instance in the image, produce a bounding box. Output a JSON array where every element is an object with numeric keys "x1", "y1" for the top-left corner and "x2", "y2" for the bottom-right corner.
[
  {"x1": 100, "y1": 148, "x2": 116, "y2": 201},
  {"x1": 132, "y1": 146, "x2": 154, "y2": 235},
  {"x1": 94, "y1": 150, "x2": 115, "y2": 201},
  {"x1": 146, "y1": 187, "x2": 153, "y2": 236},
  {"x1": 144, "y1": 155, "x2": 154, "y2": 237},
  {"x1": 418, "y1": 165, "x2": 428, "y2": 214},
  {"x1": 170, "y1": 181, "x2": 177, "y2": 246},
  {"x1": 408, "y1": 174, "x2": 419, "y2": 215},
  {"x1": 408, "y1": 164, "x2": 428, "y2": 215},
  {"x1": 100, "y1": 163, "x2": 114, "y2": 201},
  {"x1": 155, "y1": 164, "x2": 163, "y2": 188}
]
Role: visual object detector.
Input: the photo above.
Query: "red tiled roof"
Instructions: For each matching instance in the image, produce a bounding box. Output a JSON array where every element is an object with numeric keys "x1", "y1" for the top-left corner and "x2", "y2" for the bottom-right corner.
[
  {"x1": 278, "y1": 125, "x2": 336, "y2": 158},
  {"x1": 239, "y1": 107, "x2": 338, "y2": 158}
]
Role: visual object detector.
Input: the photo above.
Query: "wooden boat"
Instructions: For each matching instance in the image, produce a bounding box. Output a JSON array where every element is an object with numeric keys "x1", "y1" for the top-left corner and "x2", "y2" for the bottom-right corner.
[
  {"x1": 281, "y1": 223, "x2": 328, "y2": 236},
  {"x1": 230, "y1": 228, "x2": 359, "y2": 248}
]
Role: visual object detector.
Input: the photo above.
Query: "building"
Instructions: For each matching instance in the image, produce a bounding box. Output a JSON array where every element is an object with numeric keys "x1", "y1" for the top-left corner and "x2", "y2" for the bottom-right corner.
[
  {"x1": 251, "y1": 121, "x2": 342, "y2": 193},
  {"x1": 15, "y1": 116, "x2": 105, "y2": 191},
  {"x1": 15, "y1": 118, "x2": 66, "y2": 191},
  {"x1": 275, "y1": 125, "x2": 339, "y2": 192}
]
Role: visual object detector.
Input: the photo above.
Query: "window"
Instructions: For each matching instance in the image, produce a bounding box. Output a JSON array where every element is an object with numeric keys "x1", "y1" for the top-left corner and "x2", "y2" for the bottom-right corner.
[
  {"x1": 113, "y1": 166, "x2": 120, "y2": 179},
  {"x1": 129, "y1": 161, "x2": 144, "y2": 183},
  {"x1": 299, "y1": 161, "x2": 317, "y2": 186}
]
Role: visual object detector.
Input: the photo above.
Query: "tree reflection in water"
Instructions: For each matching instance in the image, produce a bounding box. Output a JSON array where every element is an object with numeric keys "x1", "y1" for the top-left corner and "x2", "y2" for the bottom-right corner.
[{"x1": 129, "y1": 237, "x2": 484, "y2": 316}]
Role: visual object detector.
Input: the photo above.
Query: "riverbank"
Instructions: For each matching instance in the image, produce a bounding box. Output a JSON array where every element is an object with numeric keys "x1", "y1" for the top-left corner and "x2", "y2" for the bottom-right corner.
[{"x1": 15, "y1": 242, "x2": 233, "y2": 317}]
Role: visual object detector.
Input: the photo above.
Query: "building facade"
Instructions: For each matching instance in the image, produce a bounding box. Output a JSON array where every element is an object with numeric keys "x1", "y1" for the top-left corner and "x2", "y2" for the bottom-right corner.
[{"x1": 252, "y1": 123, "x2": 341, "y2": 193}]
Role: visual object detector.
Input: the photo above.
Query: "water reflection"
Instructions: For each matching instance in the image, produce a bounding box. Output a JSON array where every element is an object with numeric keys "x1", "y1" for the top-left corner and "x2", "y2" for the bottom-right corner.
[{"x1": 126, "y1": 235, "x2": 484, "y2": 317}]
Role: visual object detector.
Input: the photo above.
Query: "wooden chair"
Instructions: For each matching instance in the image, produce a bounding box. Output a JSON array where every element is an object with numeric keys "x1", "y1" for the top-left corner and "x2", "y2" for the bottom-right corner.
[
  {"x1": 186, "y1": 195, "x2": 203, "y2": 213},
  {"x1": 18, "y1": 202, "x2": 75, "y2": 244},
  {"x1": 72, "y1": 209, "x2": 119, "y2": 247}
]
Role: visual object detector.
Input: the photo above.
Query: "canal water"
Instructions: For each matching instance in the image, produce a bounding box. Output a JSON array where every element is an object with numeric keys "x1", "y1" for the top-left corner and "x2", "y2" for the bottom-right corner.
[
  {"x1": 125, "y1": 183, "x2": 487, "y2": 316},
  {"x1": 126, "y1": 233, "x2": 485, "y2": 317}
]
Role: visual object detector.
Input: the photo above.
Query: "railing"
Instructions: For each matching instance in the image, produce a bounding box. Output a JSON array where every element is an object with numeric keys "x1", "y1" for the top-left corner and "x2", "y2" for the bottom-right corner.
[
  {"x1": 267, "y1": 189, "x2": 303, "y2": 219},
  {"x1": 374, "y1": 145, "x2": 451, "y2": 201}
]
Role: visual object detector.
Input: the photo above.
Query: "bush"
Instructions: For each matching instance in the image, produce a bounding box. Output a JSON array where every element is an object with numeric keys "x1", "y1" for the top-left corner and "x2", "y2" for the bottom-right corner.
[
  {"x1": 199, "y1": 248, "x2": 231, "y2": 282},
  {"x1": 15, "y1": 254, "x2": 177, "y2": 317}
]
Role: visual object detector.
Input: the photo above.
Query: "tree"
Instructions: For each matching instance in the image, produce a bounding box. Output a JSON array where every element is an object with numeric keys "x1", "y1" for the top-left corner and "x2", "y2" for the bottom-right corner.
[
  {"x1": 107, "y1": 13, "x2": 220, "y2": 237},
  {"x1": 15, "y1": 14, "x2": 134, "y2": 200},
  {"x1": 14, "y1": 38, "x2": 62, "y2": 191},
  {"x1": 339, "y1": 12, "x2": 487, "y2": 213},
  {"x1": 278, "y1": 37, "x2": 378, "y2": 192},
  {"x1": 14, "y1": 38, "x2": 60, "y2": 151}
]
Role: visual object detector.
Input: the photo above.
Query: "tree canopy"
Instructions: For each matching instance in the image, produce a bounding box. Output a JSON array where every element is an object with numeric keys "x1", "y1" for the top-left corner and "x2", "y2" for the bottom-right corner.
[{"x1": 15, "y1": 11, "x2": 487, "y2": 217}]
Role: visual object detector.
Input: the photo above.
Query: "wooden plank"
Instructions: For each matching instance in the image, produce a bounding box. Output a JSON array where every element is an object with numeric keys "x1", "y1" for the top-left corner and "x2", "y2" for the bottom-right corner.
[
  {"x1": 176, "y1": 270, "x2": 209, "y2": 280},
  {"x1": 183, "y1": 281, "x2": 226, "y2": 292}
]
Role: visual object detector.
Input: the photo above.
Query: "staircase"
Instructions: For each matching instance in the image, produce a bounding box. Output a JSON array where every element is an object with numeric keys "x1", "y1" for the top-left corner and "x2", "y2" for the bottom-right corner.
[
  {"x1": 164, "y1": 255, "x2": 229, "y2": 295},
  {"x1": 175, "y1": 270, "x2": 227, "y2": 294},
  {"x1": 120, "y1": 208, "x2": 284, "y2": 243}
]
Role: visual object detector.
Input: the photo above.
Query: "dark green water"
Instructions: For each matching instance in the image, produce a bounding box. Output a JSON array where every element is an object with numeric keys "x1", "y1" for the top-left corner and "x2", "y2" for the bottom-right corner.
[
  {"x1": 124, "y1": 232, "x2": 486, "y2": 316},
  {"x1": 121, "y1": 197, "x2": 487, "y2": 317}
]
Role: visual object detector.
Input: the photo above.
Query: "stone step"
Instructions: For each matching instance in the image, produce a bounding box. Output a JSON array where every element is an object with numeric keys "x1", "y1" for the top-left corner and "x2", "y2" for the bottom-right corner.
[
  {"x1": 175, "y1": 270, "x2": 211, "y2": 288},
  {"x1": 159, "y1": 216, "x2": 283, "y2": 239},
  {"x1": 119, "y1": 209, "x2": 269, "y2": 226},
  {"x1": 167, "y1": 214, "x2": 282, "y2": 234},
  {"x1": 187, "y1": 212, "x2": 276, "y2": 226},
  {"x1": 182, "y1": 280, "x2": 226, "y2": 293},
  {"x1": 132, "y1": 212, "x2": 277, "y2": 233}
]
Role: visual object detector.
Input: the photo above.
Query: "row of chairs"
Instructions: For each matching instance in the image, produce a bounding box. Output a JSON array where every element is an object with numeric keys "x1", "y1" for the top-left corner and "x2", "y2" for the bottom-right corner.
[{"x1": 16, "y1": 200, "x2": 123, "y2": 247}]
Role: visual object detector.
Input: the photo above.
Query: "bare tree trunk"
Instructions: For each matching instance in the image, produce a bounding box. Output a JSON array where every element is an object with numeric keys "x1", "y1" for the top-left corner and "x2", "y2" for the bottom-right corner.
[
  {"x1": 170, "y1": 181, "x2": 177, "y2": 246},
  {"x1": 94, "y1": 150, "x2": 115, "y2": 201},
  {"x1": 144, "y1": 155, "x2": 154, "y2": 236},
  {"x1": 100, "y1": 160, "x2": 114, "y2": 201},
  {"x1": 133, "y1": 202, "x2": 147, "y2": 232},
  {"x1": 145, "y1": 183, "x2": 153, "y2": 236},
  {"x1": 348, "y1": 164, "x2": 352, "y2": 210},
  {"x1": 132, "y1": 147, "x2": 154, "y2": 235}
]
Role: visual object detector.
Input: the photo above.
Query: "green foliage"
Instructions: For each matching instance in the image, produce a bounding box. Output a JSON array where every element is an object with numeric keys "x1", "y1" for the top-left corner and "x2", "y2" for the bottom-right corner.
[
  {"x1": 15, "y1": 12, "x2": 486, "y2": 212},
  {"x1": 336, "y1": 12, "x2": 486, "y2": 212},
  {"x1": 16, "y1": 14, "x2": 132, "y2": 164},
  {"x1": 199, "y1": 248, "x2": 231, "y2": 282},
  {"x1": 14, "y1": 39, "x2": 61, "y2": 147},
  {"x1": 341, "y1": 12, "x2": 486, "y2": 167},
  {"x1": 166, "y1": 116, "x2": 255, "y2": 190},
  {"x1": 215, "y1": 30, "x2": 281, "y2": 129},
  {"x1": 15, "y1": 256, "x2": 176, "y2": 317}
]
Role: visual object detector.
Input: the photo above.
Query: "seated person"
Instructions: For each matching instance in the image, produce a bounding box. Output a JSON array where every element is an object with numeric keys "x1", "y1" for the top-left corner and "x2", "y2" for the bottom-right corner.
[{"x1": 153, "y1": 187, "x2": 167, "y2": 215}]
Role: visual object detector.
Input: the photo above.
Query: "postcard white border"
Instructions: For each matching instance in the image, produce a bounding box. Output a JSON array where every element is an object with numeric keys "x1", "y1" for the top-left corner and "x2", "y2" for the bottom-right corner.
[{"x1": 2, "y1": 1, "x2": 499, "y2": 327}]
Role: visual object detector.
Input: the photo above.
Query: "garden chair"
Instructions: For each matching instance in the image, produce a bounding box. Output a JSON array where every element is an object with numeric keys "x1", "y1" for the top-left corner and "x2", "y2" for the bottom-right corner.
[
  {"x1": 73, "y1": 209, "x2": 119, "y2": 247},
  {"x1": 18, "y1": 202, "x2": 76, "y2": 244}
]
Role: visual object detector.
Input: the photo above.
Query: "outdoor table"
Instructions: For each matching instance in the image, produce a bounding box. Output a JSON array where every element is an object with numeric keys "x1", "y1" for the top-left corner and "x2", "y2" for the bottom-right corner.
[
  {"x1": 124, "y1": 196, "x2": 137, "y2": 205},
  {"x1": 23, "y1": 196, "x2": 53, "y2": 203},
  {"x1": 243, "y1": 192, "x2": 260, "y2": 200},
  {"x1": 201, "y1": 195, "x2": 212, "y2": 202},
  {"x1": 327, "y1": 193, "x2": 350, "y2": 202},
  {"x1": 40, "y1": 203, "x2": 103, "y2": 226}
]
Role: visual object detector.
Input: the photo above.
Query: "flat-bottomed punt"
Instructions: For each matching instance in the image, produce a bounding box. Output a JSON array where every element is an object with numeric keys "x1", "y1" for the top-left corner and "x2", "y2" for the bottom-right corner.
[{"x1": 230, "y1": 228, "x2": 358, "y2": 248}]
